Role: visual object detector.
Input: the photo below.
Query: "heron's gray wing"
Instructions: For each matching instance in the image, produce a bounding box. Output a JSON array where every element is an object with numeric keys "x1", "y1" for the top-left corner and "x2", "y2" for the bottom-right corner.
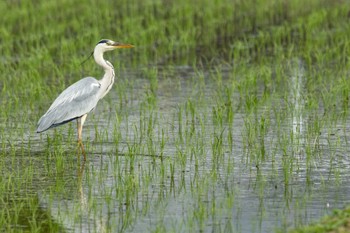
[{"x1": 37, "y1": 77, "x2": 101, "y2": 132}]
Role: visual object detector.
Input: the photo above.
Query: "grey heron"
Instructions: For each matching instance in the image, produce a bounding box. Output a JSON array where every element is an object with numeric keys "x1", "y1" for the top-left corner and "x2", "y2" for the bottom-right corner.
[{"x1": 37, "y1": 39, "x2": 133, "y2": 160}]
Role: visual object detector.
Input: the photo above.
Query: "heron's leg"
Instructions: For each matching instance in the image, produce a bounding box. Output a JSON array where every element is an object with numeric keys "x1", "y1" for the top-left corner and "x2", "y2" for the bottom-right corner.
[{"x1": 77, "y1": 114, "x2": 88, "y2": 161}]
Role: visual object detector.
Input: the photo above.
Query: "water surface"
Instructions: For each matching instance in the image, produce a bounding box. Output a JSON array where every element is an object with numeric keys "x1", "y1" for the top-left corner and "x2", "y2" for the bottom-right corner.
[{"x1": 2, "y1": 62, "x2": 350, "y2": 233}]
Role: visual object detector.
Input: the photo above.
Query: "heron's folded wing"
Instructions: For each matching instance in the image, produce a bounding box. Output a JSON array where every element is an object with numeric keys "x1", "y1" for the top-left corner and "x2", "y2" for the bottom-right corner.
[{"x1": 37, "y1": 77, "x2": 101, "y2": 132}]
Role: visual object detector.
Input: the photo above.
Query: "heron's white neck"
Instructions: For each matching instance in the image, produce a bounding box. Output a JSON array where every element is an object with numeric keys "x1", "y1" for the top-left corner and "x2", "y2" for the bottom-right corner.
[
  {"x1": 93, "y1": 48, "x2": 114, "y2": 71},
  {"x1": 94, "y1": 49, "x2": 115, "y2": 99}
]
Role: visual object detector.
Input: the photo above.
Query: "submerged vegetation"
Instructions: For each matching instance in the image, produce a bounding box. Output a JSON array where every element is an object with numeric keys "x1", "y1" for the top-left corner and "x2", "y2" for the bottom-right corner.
[{"x1": 1, "y1": 0, "x2": 350, "y2": 232}]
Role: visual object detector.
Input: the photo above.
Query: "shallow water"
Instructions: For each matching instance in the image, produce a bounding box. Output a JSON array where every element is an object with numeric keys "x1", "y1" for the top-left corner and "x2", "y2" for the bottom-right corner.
[{"x1": 2, "y1": 62, "x2": 350, "y2": 233}]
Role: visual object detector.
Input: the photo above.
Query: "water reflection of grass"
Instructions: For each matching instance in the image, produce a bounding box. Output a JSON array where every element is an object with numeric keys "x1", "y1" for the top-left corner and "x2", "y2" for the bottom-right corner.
[
  {"x1": 1, "y1": 0, "x2": 350, "y2": 232},
  {"x1": 0, "y1": 196, "x2": 64, "y2": 232}
]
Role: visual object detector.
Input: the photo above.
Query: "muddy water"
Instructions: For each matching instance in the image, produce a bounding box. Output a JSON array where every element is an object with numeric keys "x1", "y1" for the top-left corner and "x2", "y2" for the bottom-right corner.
[{"x1": 3, "y1": 63, "x2": 350, "y2": 233}]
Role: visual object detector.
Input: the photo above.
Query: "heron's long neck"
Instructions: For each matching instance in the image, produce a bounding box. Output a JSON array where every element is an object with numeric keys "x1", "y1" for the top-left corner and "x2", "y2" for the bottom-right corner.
[{"x1": 94, "y1": 51, "x2": 115, "y2": 99}]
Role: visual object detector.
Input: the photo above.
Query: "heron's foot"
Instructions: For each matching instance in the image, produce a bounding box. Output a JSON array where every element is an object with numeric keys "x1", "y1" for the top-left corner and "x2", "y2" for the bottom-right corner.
[{"x1": 77, "y1": 140, "x2": 86, "y2": 161}]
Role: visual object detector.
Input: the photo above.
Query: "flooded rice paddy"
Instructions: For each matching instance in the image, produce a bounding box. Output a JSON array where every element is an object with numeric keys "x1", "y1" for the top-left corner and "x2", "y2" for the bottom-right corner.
[{"x1": 1, "y1": 60, "x2": 350, "y2": 233}]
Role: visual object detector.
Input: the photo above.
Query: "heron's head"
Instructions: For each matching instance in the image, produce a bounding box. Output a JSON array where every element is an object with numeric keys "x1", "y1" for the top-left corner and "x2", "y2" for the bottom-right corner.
[
  {"x1": 95, "y1": 39, "x2": 134, "y2": 52},
  {"x1": 90, "y1": 39, "x2": 133, "y2": 67}
]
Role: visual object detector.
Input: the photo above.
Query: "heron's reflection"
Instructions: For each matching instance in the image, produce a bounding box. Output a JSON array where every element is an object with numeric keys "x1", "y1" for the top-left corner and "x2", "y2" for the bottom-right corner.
[{"x1": 77, "y1": 160, "x2": 87, "y2": 208}]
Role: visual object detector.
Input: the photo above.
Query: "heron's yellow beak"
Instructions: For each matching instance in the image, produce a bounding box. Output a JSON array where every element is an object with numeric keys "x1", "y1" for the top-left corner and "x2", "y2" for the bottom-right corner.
[{"x1": 112, "y1": 42, "x2": 134, "y2": 48}]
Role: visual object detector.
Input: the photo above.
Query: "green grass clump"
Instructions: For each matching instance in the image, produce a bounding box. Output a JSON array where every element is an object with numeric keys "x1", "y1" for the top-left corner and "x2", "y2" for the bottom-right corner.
[{"x1": 287, "y1": 208, "x2": 350, "y2": 233}]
